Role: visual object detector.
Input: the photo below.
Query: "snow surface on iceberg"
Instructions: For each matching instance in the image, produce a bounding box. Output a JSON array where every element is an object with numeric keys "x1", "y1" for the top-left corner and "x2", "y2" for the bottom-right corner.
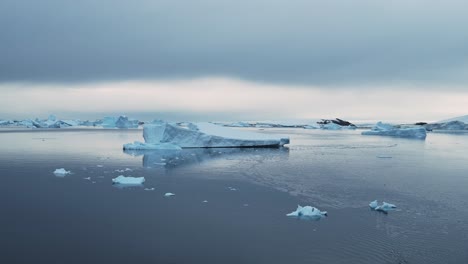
[
  {"x1": 362, "y1": 122, "x2": 427, "y2": 139},
  {"x1": 112, "y1": 175, "x2": 145, "y2": 185},
  {"x1": 127, "y1": 121, "x2": 290, "y2": 149},
  {"x1": 286, "y1": 205, "x2": 327, "y2": 219}
]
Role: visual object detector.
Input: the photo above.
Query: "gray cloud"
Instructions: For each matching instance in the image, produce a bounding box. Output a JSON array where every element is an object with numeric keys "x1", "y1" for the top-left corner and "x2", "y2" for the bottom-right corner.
[{"x1": 1, "y1": 0, "x2": 468, "y2": 87}]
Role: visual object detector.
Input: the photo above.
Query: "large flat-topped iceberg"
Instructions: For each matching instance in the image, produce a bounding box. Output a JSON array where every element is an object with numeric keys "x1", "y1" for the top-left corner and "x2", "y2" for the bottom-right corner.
[
  {"x1": 126, "y1": 121, "x2": 290, "y2": 149},
  {"x1": 362, "y1": 122, "x2": 427, "y2": 139}
]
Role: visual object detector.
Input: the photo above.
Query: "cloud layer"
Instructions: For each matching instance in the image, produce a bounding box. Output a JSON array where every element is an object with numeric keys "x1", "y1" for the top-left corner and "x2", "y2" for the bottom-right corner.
[
  {"x1": 1, "y1": 0, "x2": 468, "y2": 87},
  {"x1": 1, "y1": 78, "x2": 467, "y2": 122}
]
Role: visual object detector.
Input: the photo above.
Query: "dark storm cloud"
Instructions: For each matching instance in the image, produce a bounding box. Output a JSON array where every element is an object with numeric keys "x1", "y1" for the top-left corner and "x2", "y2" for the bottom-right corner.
[{"x1": 1, "y1": 0, "x2": 468, "y2": 86}]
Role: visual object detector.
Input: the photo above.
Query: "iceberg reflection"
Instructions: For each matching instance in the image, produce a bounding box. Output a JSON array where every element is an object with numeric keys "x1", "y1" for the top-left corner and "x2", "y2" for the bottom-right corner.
[{"x1": 123, "y1": 147, "x2": 290, "y2": 169}]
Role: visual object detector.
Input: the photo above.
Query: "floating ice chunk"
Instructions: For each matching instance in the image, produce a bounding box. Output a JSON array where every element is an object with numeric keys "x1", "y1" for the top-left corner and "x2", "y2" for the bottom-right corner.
[
  {"x1": 97, "y1": 165, "x2": 104, "y2": 167},
  {"x1": 228, "y1": 187, "x2": 237, "y2": 191},
  {"x1": 144, "y1": 188, "x2": 155, "y2": 191},
  {"x1": 377, "y1": 155, "x2": 392, "y2": 159},
  {"x1": 362, "y1": 122, "x2": 426, "y2": 139},
  {"x1": 131, "y1": 121, "x2": 290, "y2": 148},
  {"x1": 112, "y1": 175, "x2": 145, "y2": 185},
  {"x1": 123, "y1": 141, "x2": 182, "y2": 150},
  {"x1": 287, "y1": 205, "x2": 327, "y2": 219},
  {"x1": 370, "y1": 200, "x2": 397, "y2": 213},
  {"x1": 115, "y1": 168, "x2": 133, "y2": 173},
  {"x1": 83, "y1": 177, "x2": 91, "y2": 180},
  {"x1": 202, "y1": 200, "x2": 208, "y2": 203},
  {"x1": 369, "y1": 200, "x2": 378, "y2": 209},
  {"x1": 164, "y1": 192, "x2": 175, "y2": 197},
  {"x1": 53, "y1": 168, "x2": 71, "y2": 177}
]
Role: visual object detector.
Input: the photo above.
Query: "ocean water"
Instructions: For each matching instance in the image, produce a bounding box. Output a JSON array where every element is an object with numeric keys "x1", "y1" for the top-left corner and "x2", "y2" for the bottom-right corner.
[{"x1": 0, "y1": 128, "x2": 467, "y2": 263}]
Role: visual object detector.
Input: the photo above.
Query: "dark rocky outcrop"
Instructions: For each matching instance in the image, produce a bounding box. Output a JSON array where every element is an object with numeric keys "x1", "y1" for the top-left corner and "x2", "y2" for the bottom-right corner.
[{"x1": 317, "y1": 118, "x2": 357, "y2": 128}]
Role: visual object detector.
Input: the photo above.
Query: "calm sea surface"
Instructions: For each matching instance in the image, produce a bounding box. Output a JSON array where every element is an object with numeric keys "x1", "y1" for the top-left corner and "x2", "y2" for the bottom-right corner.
[{"x1": 1, "y1": 128, "x2": 467, "y2": 263}]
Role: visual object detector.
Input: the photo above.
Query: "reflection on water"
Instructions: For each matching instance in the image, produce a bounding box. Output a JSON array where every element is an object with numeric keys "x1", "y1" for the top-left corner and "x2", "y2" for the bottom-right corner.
[{"x1": 124, "y1": 147, "x2": 290, "y2": 169}]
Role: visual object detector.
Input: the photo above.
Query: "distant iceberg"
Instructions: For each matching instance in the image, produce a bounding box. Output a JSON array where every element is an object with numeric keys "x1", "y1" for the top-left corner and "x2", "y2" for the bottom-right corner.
[
  {"x1": 223, "y1": 121, "x2": 254, "y2": 128},
  {"x1": 0, "y1": 115, "x2": 103, "y2": 129},
  {"x1": 436, "y1": 115, "x2": 468, "y2": 124},
  {"x1": 362, "y1": 122, "x2": 427, "y2": 139},
  {"x1": 101, "y1": 115, "x2": 139, "y2": 129},
  {"x1": 426, "y1": 121, "x2": 467, "y2": 131},
  {"x1": 124, "y1": 121, "x2": 290, "y2": 149},
  {"x1": 112, "y1": 175, "x2": 145, "y2": 185},
  {"x1": 286, "y1": 205, "x2": 327, "y2": 220}
]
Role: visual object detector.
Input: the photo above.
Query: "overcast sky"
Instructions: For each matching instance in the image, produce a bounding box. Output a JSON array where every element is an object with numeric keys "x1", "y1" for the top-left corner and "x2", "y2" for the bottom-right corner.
[{"x1": 1, "y1": 0, "x2": 467, "y2": 122}]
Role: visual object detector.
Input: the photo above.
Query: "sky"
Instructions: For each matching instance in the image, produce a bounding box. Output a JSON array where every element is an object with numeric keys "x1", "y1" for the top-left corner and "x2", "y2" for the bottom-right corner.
[{"x1": 1, "y1": 0, "x2": 467, "y2": 122}]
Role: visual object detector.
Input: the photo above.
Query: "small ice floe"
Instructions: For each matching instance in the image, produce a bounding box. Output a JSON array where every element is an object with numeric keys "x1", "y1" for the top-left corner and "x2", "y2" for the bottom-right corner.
[
  {"x1": 287, "y1": 205, "x2": 327, "y2": 220},
  {"x1": 243, "y1": 204, "x2": 249, "y2": 207},
  {"x1": 53, "y1": 168, "x2": 71, "y2": 177},
  {"x1": 164, "y1": 192, "x2": 175, "y2": 197},
  {"x1": 377, "y1": 155, "x2": 392, "y2": 159},
  {"x1": 83, "y1": 177, "x2": 91, "y2": 180},
  {"x1": 112, "y1": 175, "x2": 145, "y2": 185},
  {"x1": 202, "y1": 200, "x2": 208, "y2": 203},
  {"x1": 153, "y1": 162, "x2": 166, "y2": 166},
  {"x1": 97, "y1": 165, "x2": 104, "y2": 167},
  {"x1": 115, "y1": 168, "x2": 132, "y2": 173},
  {"x1": 369, "y1": 200, "x2": 378, "y2": 209},
  {"x1": 228, "y1": 187, "x2": 237, "y2": 191},
  {"x1": 370, "y1": 200, "x2": 397, "y2": 213},
  {"x1": 144, "y1": 187, "x2": 155, "y2": 191}
]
